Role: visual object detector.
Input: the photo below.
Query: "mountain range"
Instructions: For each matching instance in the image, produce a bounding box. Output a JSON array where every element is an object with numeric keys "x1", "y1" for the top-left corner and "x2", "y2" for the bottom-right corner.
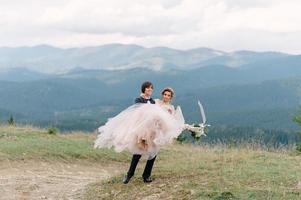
[
  {"x1": 0, "y1": 44, "x2": 298, "y2": 73},
  {"x1": 0, "y1": 44, "x2": 300, "y2": 140}
]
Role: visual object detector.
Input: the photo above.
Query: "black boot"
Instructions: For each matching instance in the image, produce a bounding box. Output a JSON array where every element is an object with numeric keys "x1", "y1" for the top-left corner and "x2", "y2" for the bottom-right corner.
[
  {"x1": 142, "y1": 155, "x2": 156, "y2": 183},
  {"x1": 123, "y1": 174, "x2": 132, "y2": 184},
  {"x1": 142, "y1": 176, "x2": 153, "y2": 183}
]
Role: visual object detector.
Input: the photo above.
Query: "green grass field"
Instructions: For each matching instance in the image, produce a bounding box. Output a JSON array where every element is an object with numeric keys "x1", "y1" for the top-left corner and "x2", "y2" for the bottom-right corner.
[
  {"x1": 1, "y1": 125, "x2": 301, "y2": 199},
  {"x1": 0, "y1": 125, "x2": 129, "y2": 162}
]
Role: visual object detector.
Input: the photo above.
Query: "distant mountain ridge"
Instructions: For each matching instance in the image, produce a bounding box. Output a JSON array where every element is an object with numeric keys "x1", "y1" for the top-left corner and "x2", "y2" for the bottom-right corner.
[
  {"x1": 0, "y1": 67, "x2": 52, "y2": 82},
  {"x1": 0, "y1": 44, "x2": 294, "y2": 73}
]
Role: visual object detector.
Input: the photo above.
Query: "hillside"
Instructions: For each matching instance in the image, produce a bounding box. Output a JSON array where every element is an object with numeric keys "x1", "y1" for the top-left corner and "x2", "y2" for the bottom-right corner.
[
  {"x1": 0, "y1": 73, "x2": 300, "y2": 132},
  {"x1": 0, "y1": 125, "x2": 301, "y2": 199}
]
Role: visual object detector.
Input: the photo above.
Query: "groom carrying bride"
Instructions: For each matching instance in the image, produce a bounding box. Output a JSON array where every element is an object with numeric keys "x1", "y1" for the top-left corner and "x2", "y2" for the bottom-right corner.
[{"x1": 94, "y1": 81, "x2": 204, "y2": 184}]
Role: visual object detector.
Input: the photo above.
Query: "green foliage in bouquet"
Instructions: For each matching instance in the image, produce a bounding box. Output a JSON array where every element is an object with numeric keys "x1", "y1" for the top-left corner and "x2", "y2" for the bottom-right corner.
[{"x1": 189, "y1": 124, "x2": 208, "y2": 141}]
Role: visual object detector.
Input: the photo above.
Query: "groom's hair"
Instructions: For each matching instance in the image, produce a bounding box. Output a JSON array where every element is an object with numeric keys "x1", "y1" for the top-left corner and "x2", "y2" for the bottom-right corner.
[{"x1": 141, "y1": 81, "x2": 153, "y2": 93}]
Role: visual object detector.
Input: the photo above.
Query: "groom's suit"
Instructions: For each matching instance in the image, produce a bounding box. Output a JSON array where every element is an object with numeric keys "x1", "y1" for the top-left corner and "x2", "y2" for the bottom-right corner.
[{"x1": 126, "y1": 96, "x2": 156, "y2": 179}]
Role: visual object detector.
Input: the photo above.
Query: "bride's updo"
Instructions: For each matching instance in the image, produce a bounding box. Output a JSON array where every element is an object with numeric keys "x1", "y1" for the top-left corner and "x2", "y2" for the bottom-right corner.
[{"x1": 161, "y1": 87, "x2": 175, "y2": 98}]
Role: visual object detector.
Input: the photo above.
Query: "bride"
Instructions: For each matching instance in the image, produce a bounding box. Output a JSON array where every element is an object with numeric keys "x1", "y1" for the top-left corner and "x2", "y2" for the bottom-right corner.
[{"x1": 93, "y1": 87, "x2": 198, "y2": 157}]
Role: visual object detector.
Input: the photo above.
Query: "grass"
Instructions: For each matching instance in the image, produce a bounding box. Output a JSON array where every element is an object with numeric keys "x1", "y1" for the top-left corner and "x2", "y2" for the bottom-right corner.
[
  {"x1": 0, "y1": 124, "x2": 129, "y2": 162},
  {"x1": 1, "y1": 124, "x2": 301, "y2": 199},
  {"x1": 83, "y1": 145, "x2": 301, "y2": 200}
]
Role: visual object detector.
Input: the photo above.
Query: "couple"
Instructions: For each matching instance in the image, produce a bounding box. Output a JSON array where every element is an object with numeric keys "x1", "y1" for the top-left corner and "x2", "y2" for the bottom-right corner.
[{"x1": 94, "y1": 81, "x2": 200, "y2": 184}]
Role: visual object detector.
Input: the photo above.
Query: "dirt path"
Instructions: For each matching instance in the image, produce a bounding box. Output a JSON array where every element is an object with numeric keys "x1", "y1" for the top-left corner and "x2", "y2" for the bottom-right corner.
[{"x1": 0, "y1": 160, "x2": 123, "y2": 200}]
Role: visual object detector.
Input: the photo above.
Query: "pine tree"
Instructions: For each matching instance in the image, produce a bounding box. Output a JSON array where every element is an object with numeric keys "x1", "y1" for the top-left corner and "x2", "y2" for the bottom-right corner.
[
  {"x1": 7, "y1": 115, "x2": 15, "y2": 126},
  {"x1": 293, "y1": 108, "x2": 301, "y2": 152}
]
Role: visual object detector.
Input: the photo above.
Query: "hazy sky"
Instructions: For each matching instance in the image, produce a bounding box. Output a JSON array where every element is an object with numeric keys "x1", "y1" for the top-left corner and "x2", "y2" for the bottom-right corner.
[{"x1": 0, "y1": 0, "x2": 300, "y2": 53}]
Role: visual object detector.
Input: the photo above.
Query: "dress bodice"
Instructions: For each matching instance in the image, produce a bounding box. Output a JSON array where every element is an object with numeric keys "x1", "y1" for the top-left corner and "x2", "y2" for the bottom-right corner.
[{"x1": 155, "y1": 99, "x2": 175, "y2": 115}]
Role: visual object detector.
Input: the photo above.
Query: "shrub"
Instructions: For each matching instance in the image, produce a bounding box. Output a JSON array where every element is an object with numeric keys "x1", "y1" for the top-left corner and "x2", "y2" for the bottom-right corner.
[
  {"x1": 7, "y1": 115, "x2": 15, "y2": 126},
  {"x1": 47, "y1": 127, "x2": 58, "y2": 135}
]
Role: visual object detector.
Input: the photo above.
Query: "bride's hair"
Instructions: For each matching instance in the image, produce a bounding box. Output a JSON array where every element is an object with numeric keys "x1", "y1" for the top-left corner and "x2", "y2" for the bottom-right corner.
[{"x1": 161, "y1": 87, "x2": 174, "y2": 98}]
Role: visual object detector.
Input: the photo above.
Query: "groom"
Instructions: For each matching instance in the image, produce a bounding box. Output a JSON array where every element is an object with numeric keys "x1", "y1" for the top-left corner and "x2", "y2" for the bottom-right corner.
[{"x1": 123, "y1": 81, "x2": 156, "y2": 184}]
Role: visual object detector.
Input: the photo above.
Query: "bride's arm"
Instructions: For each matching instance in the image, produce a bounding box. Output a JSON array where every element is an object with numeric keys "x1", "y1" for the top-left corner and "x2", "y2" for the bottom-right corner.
[{"x1": 174, "y1": 106, "x2": 203, "y2": 133}]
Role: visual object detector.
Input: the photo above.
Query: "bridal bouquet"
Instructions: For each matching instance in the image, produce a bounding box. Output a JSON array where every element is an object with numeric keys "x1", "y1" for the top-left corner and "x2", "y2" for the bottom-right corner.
[{"x1": 184, "y1": 123, "x2": 207, "y2": 139}]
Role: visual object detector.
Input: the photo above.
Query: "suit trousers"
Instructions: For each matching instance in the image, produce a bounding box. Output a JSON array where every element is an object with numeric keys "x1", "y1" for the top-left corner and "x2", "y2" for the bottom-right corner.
[{"x1": 127, "y1": 154, "x2": 156, "y2": 178}]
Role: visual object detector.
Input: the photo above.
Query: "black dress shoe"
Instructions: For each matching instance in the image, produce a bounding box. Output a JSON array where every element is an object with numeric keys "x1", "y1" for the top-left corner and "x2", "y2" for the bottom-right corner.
[
  {"x1": 143, "y1": 177, "x2": 153, "y2": 183},
  {"x1": 123, "y1": 175, "x2": 132, "y2": 184}
]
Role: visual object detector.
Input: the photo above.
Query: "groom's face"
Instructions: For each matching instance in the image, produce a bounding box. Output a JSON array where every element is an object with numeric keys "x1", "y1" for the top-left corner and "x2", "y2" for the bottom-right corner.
[{"x1": 144, "y1": 86, "x2": 153, "y2": 96}]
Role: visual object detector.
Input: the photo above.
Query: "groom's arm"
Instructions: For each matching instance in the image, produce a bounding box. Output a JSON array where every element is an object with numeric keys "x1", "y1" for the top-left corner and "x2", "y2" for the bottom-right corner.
[
  {"x1": 135, "y1": 97, "x2": 142, "y2": 104},
  {"x1": 134, "y1": 97, "x2": 155, "y2": 104}
]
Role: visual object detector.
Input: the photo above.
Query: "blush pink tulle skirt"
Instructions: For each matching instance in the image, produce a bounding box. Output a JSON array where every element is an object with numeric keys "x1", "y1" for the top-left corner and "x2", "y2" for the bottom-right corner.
[{"x1": 94, "y1": 103, "x2": 184, "y2": 159}]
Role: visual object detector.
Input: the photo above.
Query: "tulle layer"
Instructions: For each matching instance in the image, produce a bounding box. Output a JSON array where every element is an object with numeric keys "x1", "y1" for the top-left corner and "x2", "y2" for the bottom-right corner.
[{"x1": 94, "y1": 103, "x2": 184, "y2": 158}]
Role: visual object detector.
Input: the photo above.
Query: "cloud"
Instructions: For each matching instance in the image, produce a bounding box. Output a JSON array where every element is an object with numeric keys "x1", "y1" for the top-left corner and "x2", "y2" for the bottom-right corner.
[{"x1": 0, "y1": 0, "x2": 300, "y2": 53}]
